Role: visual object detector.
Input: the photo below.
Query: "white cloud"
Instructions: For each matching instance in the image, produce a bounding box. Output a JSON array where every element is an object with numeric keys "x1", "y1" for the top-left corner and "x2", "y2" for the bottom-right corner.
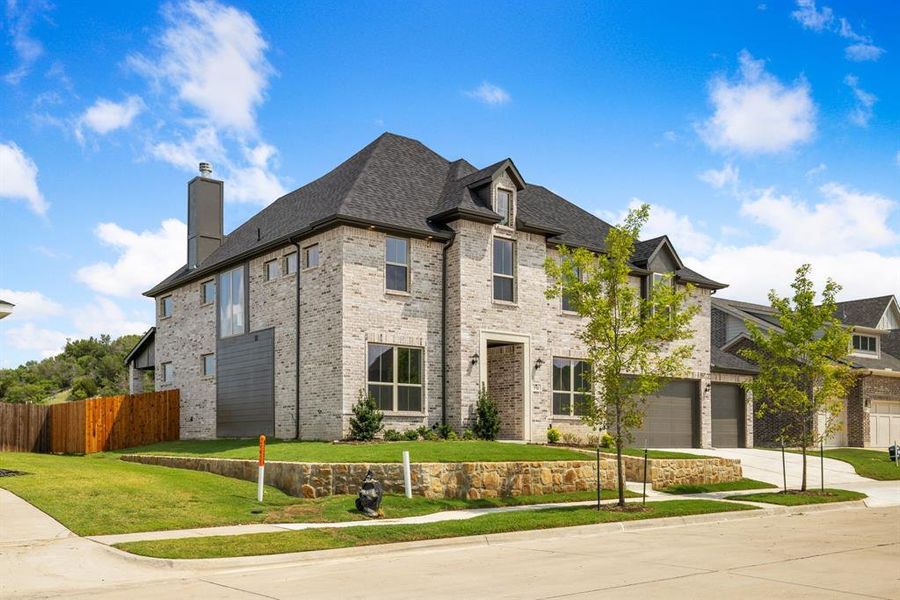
[
  {"x1": 75, "y1": 219, "x2": 187, "y2": 297},
  {"x1": 698, "y1": 50, "x2": 815, "y2": 154},
  {"x1": 739, "y1": 183, "x2": 897, "y2": 253},
  {"x1": 844, "y1": 43, "x2": 884, "y2": 62},
  {"x1": 3, "y1": 0, "x2": 49, "y2": 85},
  {"x1": 227, "y1": 143, "x2": 287, "y2": 204},
  {"x1": 805, "y1": 163, "x2": 827, "y2": 179},
  {"x1": 791, "y1": 0, "x2": 833, "y2": 31},
  {"x1": 603, "y1": 200, "x2": 714, "y2": 257},
  {"x1": 698, "y1": 163, "x2": 740, "y2": 190},
  {"x1": 0, "y1": 289, "x2": 62, "y2": 320},
  {"x1": 844, "y1": 75, "x2": 876, "y2": 127},
  {"x1": 150, "y1": 126, "x2": 225, "y2": 172},
  {"x1": 70, "y1": 297, "x2": 150, "y2": 339},
  {"x1": 75, "y1": 95, "x2": 145, "y2": 142},
  {"x1": 2, "y1": 323, "x2": 70, "y2": 358},
  {"x1": 465, "y1": 82, "x2": 511, "y2": 106},
  {"x1": 128, "y1": 0, "x2": 272, "y2": 133},
  {"x1": 0, "y1": 141, "x2": 48, "y2": 215}
]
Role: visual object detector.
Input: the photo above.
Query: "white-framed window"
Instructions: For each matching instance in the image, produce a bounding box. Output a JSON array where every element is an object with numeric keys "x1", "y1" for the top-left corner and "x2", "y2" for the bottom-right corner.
[
  {"x1": 201, "y1": 280, "x2": 216, "y2": 305},
  {"x1": 852, "y1": 334, "x2": 877, "y2": 354},
  {"x1": 367, "y1": 343, "x2": 423, "y2": 412},
  {"x1": 385, "y1": 237, "x2": 409, "y2": 292},
  {"x1": 219, "y1": 266, "x2": 245, "y2": 338},
  {"x1": 561, "y1": 265, "x2": 582, "y2": 313},
  {"x1": 492, "y1": 237, "x2": 515, "y2": 302},
  {"x1": 162, "y1": 362, "x2": 174, "y2": 383},
  {"x1": 552, "y1": 357, "x2": 591, "y2": 416},
  {"x1": 160, "y1": 295, "x2": 173, "y2": 318},
  {"x1": 202, "y1": 353, "x2": 215, "y2": 377},
  {"x1": 284, "y1": 252, "x2": 298, "y2": 275},
  {"x1": 304, "y1": 244, "x2": 320, "y2": 269},
  {"x1": 264, "y1": 259, "x2": 280, "y2": 281},
  {"x1": 495, "y1": 189, "x2": 512, "y2": 226}
]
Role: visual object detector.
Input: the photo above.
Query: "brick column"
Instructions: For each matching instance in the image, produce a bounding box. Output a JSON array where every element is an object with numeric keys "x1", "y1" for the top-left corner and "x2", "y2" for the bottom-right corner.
[
  {"x1": 744, "y1": 389, "x2": 754, "y2": 448},
  {"x1": 699, "y1": 375, "x2": 712, "y2": 448},
  {"x1": 129, "y1": 363, "x2": 143, "y2": 394}
]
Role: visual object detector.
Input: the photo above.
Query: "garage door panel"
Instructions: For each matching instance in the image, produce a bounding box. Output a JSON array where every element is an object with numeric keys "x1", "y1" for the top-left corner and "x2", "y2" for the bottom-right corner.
[
  {"x1": 870, "y1": 401, "x2": 900, "y2": 447},
  {"x1": 711, "y1": 383, "x2": 743, "y2": 448},
  {"x1": 632, "y1": 380, "x2": 697, "y2": 448}
]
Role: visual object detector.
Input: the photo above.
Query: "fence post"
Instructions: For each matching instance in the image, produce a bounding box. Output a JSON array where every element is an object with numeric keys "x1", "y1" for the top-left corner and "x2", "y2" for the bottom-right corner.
[
  {"x1": 402, "y1": 450, "x2": 412, "y2": 499},
  {"x1": 781, "y1": 439, "x2": 787, "y2": 493},
  {"x1": 642, "y1": 448, "x2": 648, "y2": 506},
  {"x1": 820, "y1": 441, "x2": 824, "y2": 493},
  {"x1": 257, "y1": 434, "x2": 266, "y2": 502}
]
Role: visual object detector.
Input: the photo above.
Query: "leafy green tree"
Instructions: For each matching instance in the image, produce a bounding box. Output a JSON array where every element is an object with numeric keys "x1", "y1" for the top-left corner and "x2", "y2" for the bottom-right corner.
[
  {"x1": 349, "y1": 390, "x2": 384, "y2": 441},
  {"x1": 545, "y1": 204, "x2": 699, "y2": 507},
  {"x1": 741, "y1": 265, "x2": 855, "y2": 491},
  {"x1": 473, "y1": 384, "x2": 501, "y2": 441}
]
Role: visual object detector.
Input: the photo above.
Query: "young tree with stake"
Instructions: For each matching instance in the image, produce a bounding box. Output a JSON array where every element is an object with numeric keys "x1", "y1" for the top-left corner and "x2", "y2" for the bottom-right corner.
[
  {"x1": 545, "y1": 205, "x2": 699, "y2": 507},
  {"x1": 741, "y1": 265, "x2": 854, "y2": 492}
]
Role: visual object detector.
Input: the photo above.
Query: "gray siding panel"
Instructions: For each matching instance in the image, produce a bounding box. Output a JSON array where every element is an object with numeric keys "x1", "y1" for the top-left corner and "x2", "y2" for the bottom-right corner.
[{"x1": 217, "y1": 328, "x2": 275, "y2": 437}]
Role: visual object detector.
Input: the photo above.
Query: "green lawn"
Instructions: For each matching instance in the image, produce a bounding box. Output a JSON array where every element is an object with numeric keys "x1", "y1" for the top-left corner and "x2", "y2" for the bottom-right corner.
[
  {"x1": 120, "y1": 439, "x2": 589, "y2": 463},
  {"x1": 0, "y1": 452, "x2": 632, "y2": 536},
  {"x1": 116, "y1": 499, "x2": 756, "y2": 559},
  {"x1": 730, "y1": 488, "x2": 866, "y2": 506},
  {"x1": 657, "y1": 478, "x2": 775, "y2": 495},
  {"x1": 596, "y1": 447, "x2": 712, "y2": 460},
  {"x1": 816, "y1": 449, "x2": 900, "y2": 481}
]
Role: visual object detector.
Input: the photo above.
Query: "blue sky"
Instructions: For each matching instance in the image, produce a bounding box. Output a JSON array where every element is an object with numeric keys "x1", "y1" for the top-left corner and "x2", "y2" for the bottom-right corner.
[{"x1": 1, "y1": 0, "x2": 898, "y2": 367}]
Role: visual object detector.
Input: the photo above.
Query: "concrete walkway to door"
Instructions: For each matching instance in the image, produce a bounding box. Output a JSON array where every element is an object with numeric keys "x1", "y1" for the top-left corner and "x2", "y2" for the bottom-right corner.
[{"x1": 666, "y1": 448, "x2": 900, "y2": 507}]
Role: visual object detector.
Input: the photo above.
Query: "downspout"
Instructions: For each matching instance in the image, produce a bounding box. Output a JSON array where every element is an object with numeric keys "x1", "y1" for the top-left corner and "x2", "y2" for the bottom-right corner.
[
  {"x1": 292, "y1": 239, "x2": 301, "y2": 439},
  {"x1": 441, "y1": 231, "x2": 456, "y2": 426}
]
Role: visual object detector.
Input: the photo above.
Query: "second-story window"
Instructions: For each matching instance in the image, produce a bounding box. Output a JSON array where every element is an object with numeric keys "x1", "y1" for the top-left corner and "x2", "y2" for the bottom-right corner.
[
  {"x1": 304, "y1": 244, "x2": 320, "y2": 269},
  {"x1": 284, "y1": 252, "x2": 298, "y2": 275},
  {"x1": 493, "y1": 238, "x2": 515, "y2": 302},
  {"x1": 160, "y1": 295, "x2": 173, "y2": 318},
  {"x1": 264, "y1": 259, "x2": 280, "y2": 281},
  {"x1": 496, "y1": 189, "x2": 512, "y2": 226},
  {"x1": 385, "y1": 237, "x2": 409, "y2": 292},
  {"x1": 852, "y1": 334, "x2": 877, "y2": 353},
  {"x1": 201, "y1": 280, "x2": 215, "y2": 305},
  {"x1": 561, "y1": 265, "x2": 582, "y2": 312},
  {"x1": 219, "y1": 266, "x2": 245, "y2": 338}
]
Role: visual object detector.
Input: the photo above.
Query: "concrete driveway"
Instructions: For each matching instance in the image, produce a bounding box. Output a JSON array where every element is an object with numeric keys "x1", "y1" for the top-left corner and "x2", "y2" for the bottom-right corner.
[{"x1": 667, "y1": 448, "x2": 900, "y2": 507}]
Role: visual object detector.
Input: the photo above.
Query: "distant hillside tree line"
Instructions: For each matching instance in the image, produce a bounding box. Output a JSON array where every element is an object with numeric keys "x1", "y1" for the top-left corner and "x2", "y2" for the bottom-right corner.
[{"x1": 0, "y1": 334, "x2": 150, "y2": 404}]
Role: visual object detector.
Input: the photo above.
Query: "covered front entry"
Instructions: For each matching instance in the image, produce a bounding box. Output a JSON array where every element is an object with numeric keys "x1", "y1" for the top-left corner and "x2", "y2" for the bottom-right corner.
[
  {"x1": 711, "y1": 383, "x2": 745, "y2": 448},
  {"x1": 479, "y1": 331, "x2": 532, "y2": 441},
  {"x1": 632, "y1": 380, "x2": 698, "y2": 448}
]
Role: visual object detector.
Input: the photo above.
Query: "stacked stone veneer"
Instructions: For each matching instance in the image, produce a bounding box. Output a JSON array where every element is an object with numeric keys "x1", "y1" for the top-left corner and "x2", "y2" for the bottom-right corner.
[{"x1": 122, "y1": 453, "x2": 741, "y2": 498}]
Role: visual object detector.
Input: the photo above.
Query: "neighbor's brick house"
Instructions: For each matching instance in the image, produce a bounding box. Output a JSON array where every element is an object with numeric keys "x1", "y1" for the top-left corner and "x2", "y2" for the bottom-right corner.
[{"x1": 135, "y1": 133, "x2": 746, "y2": 447}]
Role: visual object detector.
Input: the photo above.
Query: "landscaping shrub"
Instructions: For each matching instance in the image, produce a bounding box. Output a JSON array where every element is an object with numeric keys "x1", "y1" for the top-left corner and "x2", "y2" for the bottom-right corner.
[
  {"x1": 546, "y1": 427, "x2": 561, "y2": 444},
  {"x1": 422, "y1": 430, "x2": 439, "y2": 441},
  {"x1": 446, "y1": 431, "x2": 458, "y2": 441},
  {"x1": 436, "y1": 423, "x2": 453, "y2": 439},
  {"x1": 561, "y1": 432, "x2": 582, "y2": 446},
  {"x1": 601, "y1": 432, "x2": 615, "y2": 449},
  {"x1": 473, "y1": 384, "x2": 501, "y2": 441},
  {"x1": 415, "y1": 426, "x2": 429, "y2": 439},
  {"x1": 382, "y1": 429, "x2": 402, "y2": 442},
  {"x1": 586, "y1": 433, "x2": 600, "y2": 447},
  {"x1": 349, "y1": 390, "x2": 384, "y2": 441},
  {"x1": 403, "y1": 429, "x2": 419, "y2": 441},
  {"x1": 462, "y1": 429, "x2": 475, "y2": 441}
]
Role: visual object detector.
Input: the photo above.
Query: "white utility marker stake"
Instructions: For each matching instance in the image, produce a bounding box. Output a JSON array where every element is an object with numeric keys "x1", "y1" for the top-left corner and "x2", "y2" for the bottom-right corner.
[
  {"x1": 402, "y1": 450, "x2": 412, "y2": 498},
  {"x1": 258, "y1": 434, "x2": 267, "y2": 503}
]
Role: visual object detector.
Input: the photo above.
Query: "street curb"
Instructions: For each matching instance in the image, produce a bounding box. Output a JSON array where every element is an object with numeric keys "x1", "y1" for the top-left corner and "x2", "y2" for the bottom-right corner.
[{"x1": 99, "y1": 500, "x2": 868, "y2": 570}]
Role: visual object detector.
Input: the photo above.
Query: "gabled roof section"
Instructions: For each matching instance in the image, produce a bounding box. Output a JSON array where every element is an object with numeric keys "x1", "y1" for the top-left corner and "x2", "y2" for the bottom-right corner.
[
  {"x1": 834, "y1": 295, "x2": 898, "y2": 329},
  {"x1": 712, "y1": 345, "x2": 758, "y2": 374},
  {"x1": 713, "y1": 297, "x2": 782, "y2": 330},
  {"x1": 429, "y1": 158, "x2": 525, "y2": 224},
  {"x1": 124, "y1": 327, "x2": 155, "y2": 365},
  {"x1": 632, "y1": 235, "x2": 684, "y2": 270}
]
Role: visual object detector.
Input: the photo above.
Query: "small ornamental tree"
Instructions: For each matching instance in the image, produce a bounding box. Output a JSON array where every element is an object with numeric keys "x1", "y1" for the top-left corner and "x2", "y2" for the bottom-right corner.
[
  {"x1": 545, "y1": 204, "x2": 699, "y2": 507},
  {"x1": 473, "y1": 384, "x2": 501, "y2": 441},
  {"x1": 349, "y1": 389, "x2": 384, "y2": 441},
  {"x1": 741, "y1": 265, "x2": 855, "y2": 491}
]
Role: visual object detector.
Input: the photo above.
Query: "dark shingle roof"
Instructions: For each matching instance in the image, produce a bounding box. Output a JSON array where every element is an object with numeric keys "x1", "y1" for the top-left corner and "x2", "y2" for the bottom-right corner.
[
  {"x1": 147, "y1": 132, "x2": 725, "y2": 296},
  {"x1": 833, "y1": 295, "x2": 895, "y2": 328},
  {"x1": 711, "y1": 345, "x2": 758, "y2": 374}
]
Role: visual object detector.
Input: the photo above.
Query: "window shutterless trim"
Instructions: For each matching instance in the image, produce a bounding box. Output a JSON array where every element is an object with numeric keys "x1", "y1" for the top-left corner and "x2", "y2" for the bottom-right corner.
[
  {"x1": 201, "y1": 353, "x2": 215, "y2": 377},
  {"x1": 200, "y1": 279, "x2": 216, "y2": 305},
  {"x1": 264, "y1": 258, "x2": 280, "y2": 281},
  {"x1": 303, "y1": 244, "x2": 320, "y2": 270},
  {"x1": 492, "y1": 237, "x2": 516, "y2": 303},
  {"x1": 384, "y1": 236, "x2": 410, "y2": 293},
  {"x1": 283, "y1": 252, "x2": 298, "y2": 275},
  {"x1": 552, "y1": 357, "x2": 591, "y2": 417},
  {"x1": 159, "y1": 295, "x2": 173, "y2": 318},
  {"x1": 161, "y1": 361, "x2": 174, "y2": 383},
  {"x1": 366, "y1": 343, "x2": 424, "y2": 413}
]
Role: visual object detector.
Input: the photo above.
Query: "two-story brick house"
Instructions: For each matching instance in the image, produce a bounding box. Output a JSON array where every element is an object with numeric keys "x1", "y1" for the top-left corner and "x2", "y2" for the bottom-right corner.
[{"x1": 142, "y1": 133, "x2": 736, "y2": 446}]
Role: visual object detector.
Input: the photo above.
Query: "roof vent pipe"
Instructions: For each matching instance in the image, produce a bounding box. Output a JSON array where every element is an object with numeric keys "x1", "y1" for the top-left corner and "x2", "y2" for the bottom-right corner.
[{"x1": 199, "y1": 162, "x2": 213, "y2": 178}]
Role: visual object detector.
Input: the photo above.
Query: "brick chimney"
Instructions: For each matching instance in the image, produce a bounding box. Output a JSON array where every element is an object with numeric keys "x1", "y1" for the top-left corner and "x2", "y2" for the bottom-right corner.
[{"x1": 187, "y1": 162, "x2": 224, "y2": 269}]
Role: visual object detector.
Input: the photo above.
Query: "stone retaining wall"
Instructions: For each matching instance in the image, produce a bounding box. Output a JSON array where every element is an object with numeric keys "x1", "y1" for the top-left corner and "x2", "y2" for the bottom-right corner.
[
  {"x1": 618, "y1": 454, "x2": 742, "y2": 488},
  {"x1": 122, "y1": 455, "x2": 618, "y2": 499}
]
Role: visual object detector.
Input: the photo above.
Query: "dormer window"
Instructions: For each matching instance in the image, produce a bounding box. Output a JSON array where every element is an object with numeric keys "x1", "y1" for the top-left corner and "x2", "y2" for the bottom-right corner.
[
  {"x1": 496, "y1": 189, "x2": 512, "y2": 226},
  {"x1": 852, "y1": 334, "x2": 877, "y2": 354}
]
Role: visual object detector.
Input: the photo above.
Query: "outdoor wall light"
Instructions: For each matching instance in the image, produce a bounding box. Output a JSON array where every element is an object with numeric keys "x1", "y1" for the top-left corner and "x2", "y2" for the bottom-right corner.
[
  {"x1": 470, "y1": 353, "x2": 479, "y2": 365},
  {"x1": 534, "y1": 358, "x2": 545, "y2": 370}
]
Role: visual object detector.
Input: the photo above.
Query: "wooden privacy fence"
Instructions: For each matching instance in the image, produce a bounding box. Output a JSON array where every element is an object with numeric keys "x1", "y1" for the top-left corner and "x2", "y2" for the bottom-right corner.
[{"x1": 0, "y1": 389, "x2": 179, "y2": 454}]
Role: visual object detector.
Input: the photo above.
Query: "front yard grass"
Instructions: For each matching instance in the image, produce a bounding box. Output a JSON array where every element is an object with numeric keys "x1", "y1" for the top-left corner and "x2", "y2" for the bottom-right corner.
[
  {"x1": 0, "y1": 452, "x2": 634, "y2": 535},
  {"x1": 816, "y1": 449, "x2": 900, "y2": 481},
  {"x1": 116, "y1": 499, "x2": 756, "y2": 559},
  {"x1": 596, "y1": 447, "x2": 713, "y2": 460},
  {"x1": 729, "y1": 488, "x2": 866, "y2": 506},
  {"x1": 119, "y1": 439, "x2": 589, "y2": 463},
  {"x1": 657, "y1": 478, "x2": 775, "y2": 495}
]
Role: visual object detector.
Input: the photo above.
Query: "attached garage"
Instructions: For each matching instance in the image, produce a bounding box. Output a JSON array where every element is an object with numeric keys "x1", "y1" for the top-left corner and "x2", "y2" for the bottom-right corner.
[
  {"x1": 869, "y1": 400, "x2": 900, "y2": 447},
  {"x1": 216, "y1": 328, "x2": 275, "y2": 437},
  {"x1": 632, "y1": 380, "x2": 697, "y2": 448},
  {"x1": 711, "y1": 383, "x2": 745, "y2": 448}
]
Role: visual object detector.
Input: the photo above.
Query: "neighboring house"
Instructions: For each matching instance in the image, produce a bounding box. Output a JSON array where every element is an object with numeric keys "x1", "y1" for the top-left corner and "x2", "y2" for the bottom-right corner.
[
  {"x1": 143, "y1": 132, "x2": 737, "y2": 447},
  {"x1": 124, "y1": 327, "x2": 156, "y2": 394},
  {"x1": 712, "y1": 295, "x2": 900, "y2": 448},
  {"x1": 0, "y1": 300, "x2": 14, "y2": 320}
]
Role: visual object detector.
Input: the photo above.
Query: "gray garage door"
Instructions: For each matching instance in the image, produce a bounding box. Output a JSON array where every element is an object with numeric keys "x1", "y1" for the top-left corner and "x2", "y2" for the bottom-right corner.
[
  {"x1": 712, "y1": 383, "x2": 744, "y2": 448},
  {"x1": 217, "y1": 328, "x2": 274, "y2": 438},
  {"x1": 632, "y1": 380, "x2": 697, "y2": 448}
]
